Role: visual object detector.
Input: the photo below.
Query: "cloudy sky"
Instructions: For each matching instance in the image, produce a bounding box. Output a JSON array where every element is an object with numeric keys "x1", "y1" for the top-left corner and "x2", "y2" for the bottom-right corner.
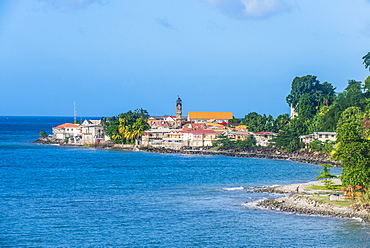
[{"x1": 1, "y1": 0, "x2": 369, "y2": 118}]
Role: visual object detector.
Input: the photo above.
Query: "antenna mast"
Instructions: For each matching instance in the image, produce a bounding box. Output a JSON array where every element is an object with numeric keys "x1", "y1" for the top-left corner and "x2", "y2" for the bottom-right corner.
[{"x1": 74, "y1": 102, "x2": 77, "y2": 123}]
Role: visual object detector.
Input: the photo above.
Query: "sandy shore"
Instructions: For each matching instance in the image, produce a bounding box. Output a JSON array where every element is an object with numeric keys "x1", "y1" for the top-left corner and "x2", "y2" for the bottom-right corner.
[{"x1": 256, "y1": 179, "x2": 370, "y2": 222}]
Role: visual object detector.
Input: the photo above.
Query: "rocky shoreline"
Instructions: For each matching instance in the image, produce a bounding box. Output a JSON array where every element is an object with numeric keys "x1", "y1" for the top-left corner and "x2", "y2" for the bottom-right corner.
[
  {"x1": 255, "y1": 179, "x2": 370, "y2": 222},
  {"x1": 139, "y1": 146, "x2": 339, "y2": 166},
  {"x1": 34, "y1": 138, "x2": 339, "y2": 166}
]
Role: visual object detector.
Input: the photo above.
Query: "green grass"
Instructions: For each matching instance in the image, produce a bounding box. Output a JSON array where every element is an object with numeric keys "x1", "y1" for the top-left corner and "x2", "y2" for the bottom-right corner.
[
  {"x1": 305, "y1": 185, "x2": 342, "y2": 191},
  {"x1": 208, "y1": 146, "x2": 220, "y2": 150},
  {"x1": 308, "y1": 195, "x2": 356, "y2": 207}
]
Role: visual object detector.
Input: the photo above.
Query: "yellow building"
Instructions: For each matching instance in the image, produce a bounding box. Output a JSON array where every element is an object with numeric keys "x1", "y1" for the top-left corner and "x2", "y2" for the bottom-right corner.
[{"x1": 188, "y1": 112, "x2": 233, "y2": 124}]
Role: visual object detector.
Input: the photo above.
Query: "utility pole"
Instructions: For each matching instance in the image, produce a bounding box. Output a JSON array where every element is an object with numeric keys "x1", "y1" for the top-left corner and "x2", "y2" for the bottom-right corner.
[{"x1": 74, "y1": 102, "x2": 77, "y2": 124}]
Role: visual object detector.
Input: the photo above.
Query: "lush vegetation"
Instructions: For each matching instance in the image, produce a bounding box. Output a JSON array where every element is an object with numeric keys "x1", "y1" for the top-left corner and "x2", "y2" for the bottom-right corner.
[
  {"x1": 240, "y1": 53, "x2": 370, "y2": 154},
  {"x1": 316, "y1": 164, "x2": 337, "y2": 189},
  {"x1": 101, "y1": 108, "x2": 150, "y2": 144},
  {"x1": 240, "y1": 52, "x2": 370, "y2": 194},
  {"x1": 39, "y1": 129, "x2": 48, "y2": 138},
  {"x1": 213, "y1": 134, "x2": 256, "y2": 149}
]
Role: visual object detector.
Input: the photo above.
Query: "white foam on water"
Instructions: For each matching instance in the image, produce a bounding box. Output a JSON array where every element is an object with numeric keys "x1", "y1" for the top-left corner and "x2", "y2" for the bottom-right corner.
[
  {"x1": 221, "y1": 186, "x2": 244, "y2": 191},
  {"x1": 241, "y1": 198, "x2": 268, "y2": 209}
]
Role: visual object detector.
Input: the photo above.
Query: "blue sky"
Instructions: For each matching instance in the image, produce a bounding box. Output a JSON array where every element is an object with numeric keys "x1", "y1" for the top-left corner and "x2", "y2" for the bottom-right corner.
[{"x1": 0, "y1": 0, "x2": 369, "y2": 118}]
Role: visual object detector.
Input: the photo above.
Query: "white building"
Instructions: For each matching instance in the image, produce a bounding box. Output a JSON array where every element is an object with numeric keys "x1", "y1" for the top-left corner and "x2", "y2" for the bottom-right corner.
[
  {"x1": 80, "y1": 119, "x2": 106, "y2": 145},
  {"x1": 52, "y1": 123, "x2": 81, "y2": 142},
  {"x1": 254, "y1": 132, "x2": 276, "y2": 147},
  {"x1": 141, "y1": 128, "x2": 171, "y2": 146},
  {"x1": 300, "y1": 132, "x2": 337, "y2": 145}
]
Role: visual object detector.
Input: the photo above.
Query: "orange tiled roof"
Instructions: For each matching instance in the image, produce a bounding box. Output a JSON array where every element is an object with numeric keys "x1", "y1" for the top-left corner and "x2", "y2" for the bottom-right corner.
[
  {"x1": 188, "y1": 112, "x2": 233, "y2": 120},
  {"x1": 53, "y1": 123, "x2": 79, "y2": 129}
]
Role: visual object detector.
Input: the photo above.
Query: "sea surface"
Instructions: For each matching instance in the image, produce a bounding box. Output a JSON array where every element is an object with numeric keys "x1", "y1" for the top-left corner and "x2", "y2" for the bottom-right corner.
[{"x1": 0, "y1": 116, "x2": 369, "y2": 247}]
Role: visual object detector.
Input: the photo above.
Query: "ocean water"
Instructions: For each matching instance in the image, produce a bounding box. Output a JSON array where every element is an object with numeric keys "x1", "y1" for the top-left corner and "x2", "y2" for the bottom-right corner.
[{"x1": 0, "y1": 116, "x2": 369, "y2": 247}]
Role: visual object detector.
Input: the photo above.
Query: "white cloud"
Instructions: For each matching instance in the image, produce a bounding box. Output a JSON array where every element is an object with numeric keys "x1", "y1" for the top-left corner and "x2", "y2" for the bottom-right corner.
[{"x1": 205, "y1": 0, "x2": 292, "y2": 19}]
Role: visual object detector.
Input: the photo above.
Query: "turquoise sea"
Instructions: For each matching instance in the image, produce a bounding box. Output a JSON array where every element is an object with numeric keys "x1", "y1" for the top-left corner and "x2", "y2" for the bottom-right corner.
[{"x1": 0, "y1": 116, "x2": 369, "y2": 247}]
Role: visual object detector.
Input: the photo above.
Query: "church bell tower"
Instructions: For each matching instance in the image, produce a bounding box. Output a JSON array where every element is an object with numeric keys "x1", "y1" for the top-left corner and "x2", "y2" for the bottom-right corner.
[{"x1": 176, "y1": 96, "x2": 182, "y2": 129}]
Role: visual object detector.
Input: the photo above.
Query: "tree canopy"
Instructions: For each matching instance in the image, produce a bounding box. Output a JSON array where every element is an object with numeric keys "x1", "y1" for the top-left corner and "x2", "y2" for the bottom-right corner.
[
  {"x1": 286, "y1": 75, "x2": 336, "y2": 119},
  {"x1": 102, "y1": 108, "x2": 150, "y2": 144},
  {"x1": 333, "y1": 122, "x2": 370, "y2": 188},
  {"x1": 363, "y1": 52, "x2": 370, "y2": 71}
]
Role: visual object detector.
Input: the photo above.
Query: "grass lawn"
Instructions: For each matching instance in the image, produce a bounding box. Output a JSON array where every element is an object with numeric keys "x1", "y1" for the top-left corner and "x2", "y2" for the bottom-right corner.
[
  {"x1": 309, "y1": 195, "x2": 356, "y2": 207},
  {"x1": 305, "y1": 184, "x2": 343, "y2": 191}
]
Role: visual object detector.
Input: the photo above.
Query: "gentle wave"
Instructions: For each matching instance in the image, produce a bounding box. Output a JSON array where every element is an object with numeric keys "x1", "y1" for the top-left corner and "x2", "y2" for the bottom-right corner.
[{"x1": 221, "y1": 186, "x2": 244, "y2": 191}]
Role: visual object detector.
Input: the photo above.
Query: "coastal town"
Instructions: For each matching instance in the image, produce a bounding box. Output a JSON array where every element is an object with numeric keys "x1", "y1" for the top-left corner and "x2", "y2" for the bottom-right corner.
[{"x1": 44, "y1": 97, "x2": 337, "y2": 151}]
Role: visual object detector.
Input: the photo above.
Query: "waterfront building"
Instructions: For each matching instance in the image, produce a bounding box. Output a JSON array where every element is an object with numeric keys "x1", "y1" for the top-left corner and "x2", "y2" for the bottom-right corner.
[
  {"x1": 147, "y1": 118, "x2": 169, "y2": 129},
  {"x1": 186, "y1": 130, "x2": 218, "y2": 147},
  {"x1": 299, "y1": 132, "x2": 337, "y2": 146},
  {"x1": 182, "y1": 123, "x2": 207, "y2": 130},
  {"x1": 254, "y1": 132, "x2": 276, "y2": 147},
  {"x1": 52, "y1": 123, "x2": 81, "y2": 142},
  {"x1": 162, "y1": 129, "x2": 219, "y2": 147},
  {"x1": 80, "y1": 120, "x2": 106, "y2": 145},
  {"x1": 141, "y1": 128, "x2": 171, "y2": 146},
  {"x1": 52, "y1": 120, "x2": 106, "y2": 145},
  {"x1": 227, "y1": 131, "x2": 254, "y2": 141}
]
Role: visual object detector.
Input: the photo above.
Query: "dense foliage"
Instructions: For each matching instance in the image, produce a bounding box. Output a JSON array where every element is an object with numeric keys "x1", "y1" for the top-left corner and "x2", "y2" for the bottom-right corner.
[
  {"x1": 214, "y1": 134, "x2": 256, "y2": 149},
  {"x1": 102, "y1": 108, "x2": 150, "y2": 144},
  {"x1": 364, "y1": 52, "x2": 370, "y2": 71},
  {"x1": 333, "y1": 122, "x2": 370, "y2": 188}
]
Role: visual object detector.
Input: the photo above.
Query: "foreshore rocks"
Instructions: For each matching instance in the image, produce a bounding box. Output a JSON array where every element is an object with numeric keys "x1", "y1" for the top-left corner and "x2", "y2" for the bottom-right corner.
[
  {"x1": 140, "y1": 146, "x2": 339, "y2": 166},
  {"x1": 256, "y1": 194, "x2": 370, "y2": 222}
]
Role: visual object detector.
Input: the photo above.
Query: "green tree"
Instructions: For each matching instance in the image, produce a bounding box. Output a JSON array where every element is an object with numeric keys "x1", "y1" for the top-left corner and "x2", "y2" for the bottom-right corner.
[
  {"x1": 332, "y1": 122, "x2": 370, "y2": 188},
  {"x1": 274, "y1": 114, "x2": 290, "y2": 131},
  {"x1": 308, "y1": 105, "x2": 332, "y2": 132},
  {"x1": 39, "y1": 129, "x2": 48, "y2": 138},
  {"x1": 316, "y1": 164, "x2": 337, "y2": 189},
  {"x1": 336, "y1": 106, "x2": 364, "y2": 129},
  {"x1": 236, "y1": 137, "x2": 256, "y2": 150},
  {"x1": 241, "y1": 112, "x2": 275, "y2": 132},
  {"x1": 272, "y1": 117, "x2": 307, "y2": 152},
  {"x1": 339, "y1": 80, "x2": 366, "y2": 109},
  {"x1": 214, "y1": 134, "x2": 235, "y2": 149},
  {"x1": 297, "y1": 93, "x2": 316, "y2": 119},
  {"x1": 320, "y1": 80, "x2": 367, "y2": 131},
  {"x1": 286, "y1": 75, "x2": 336, "y2": 119},
  {"x1": 363, "y1": 52, "x2": 370, "y2": 71},
  {"x1": 132, "y1": 118, "x2": 151, "y2": 141},
  {"x1": 102, "y1": 109, "x2": 150, "y2": 144}
]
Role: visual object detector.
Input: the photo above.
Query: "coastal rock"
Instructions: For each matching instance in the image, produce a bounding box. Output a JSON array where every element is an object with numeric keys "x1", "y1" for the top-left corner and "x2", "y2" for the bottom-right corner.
[{"x1": 256, "y1": 189, "x2": 370, "y2": 222}]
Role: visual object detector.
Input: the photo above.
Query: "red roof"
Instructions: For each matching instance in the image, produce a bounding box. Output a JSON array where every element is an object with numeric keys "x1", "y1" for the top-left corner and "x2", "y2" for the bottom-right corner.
[{"x1": 53, "y1": 123, "x2": 79, "y2": 129}]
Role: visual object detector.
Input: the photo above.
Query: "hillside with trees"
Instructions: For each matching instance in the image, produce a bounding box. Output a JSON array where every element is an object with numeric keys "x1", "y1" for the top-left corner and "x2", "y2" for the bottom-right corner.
[{"x1": 239, "y1": 53, "x2": 370, "y2": 156}]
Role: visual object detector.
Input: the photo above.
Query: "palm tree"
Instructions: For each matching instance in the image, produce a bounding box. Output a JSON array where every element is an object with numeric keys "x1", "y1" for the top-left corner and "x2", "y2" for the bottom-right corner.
[
  {"x1": 123, "y1": 125, "x2": 135, "y2": 142},
  {"x1": 132, "y1": 118, "x2": 149, "y2": 140},
  {"x1": 363, "y1": 52, "x2": 370, "y2": 71}
]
